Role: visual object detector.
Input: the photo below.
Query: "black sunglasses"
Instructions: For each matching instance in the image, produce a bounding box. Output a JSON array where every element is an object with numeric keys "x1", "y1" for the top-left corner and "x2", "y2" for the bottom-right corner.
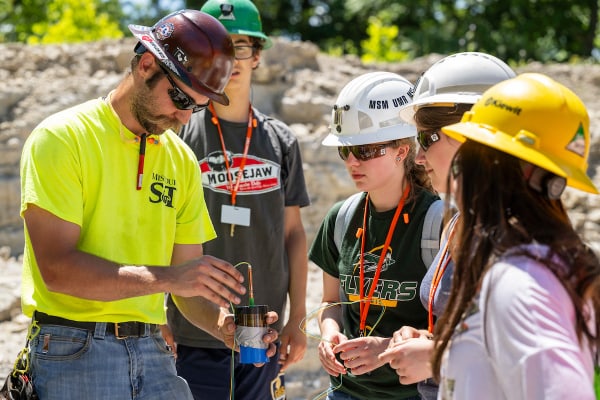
[
  {"x1": 337, "y1": 142, "x2": 392, "y2": 161},
  {"x1": 160, "y1": 66, "x2": 208, "y2": 113},
  {"x1": 417, "y1": 129, "x2": 441, "y2": 151}
]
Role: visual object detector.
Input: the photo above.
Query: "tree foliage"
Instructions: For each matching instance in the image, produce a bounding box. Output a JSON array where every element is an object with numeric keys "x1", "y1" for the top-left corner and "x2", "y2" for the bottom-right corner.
[
  {"x1": 360, "y1": 15, "x2": 409, "y2": 63},
  {"x1": 1, "y1": 0, "x2": 599, "y2": 63},
  {"x1": 244, "y1": 0, "x2": 600, "y2": 63},
  {"x1": 2, "y1": 0, "x2": 123, "y2": 43},
  {"x1": 28, "y1": 0, "x2": 123, "y2": 44}
]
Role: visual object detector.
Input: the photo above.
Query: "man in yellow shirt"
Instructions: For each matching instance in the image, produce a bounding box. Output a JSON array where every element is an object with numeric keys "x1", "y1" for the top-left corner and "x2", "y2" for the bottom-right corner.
[{"x1": 19, "y1": 9, "x2": 276, "y2": 399}]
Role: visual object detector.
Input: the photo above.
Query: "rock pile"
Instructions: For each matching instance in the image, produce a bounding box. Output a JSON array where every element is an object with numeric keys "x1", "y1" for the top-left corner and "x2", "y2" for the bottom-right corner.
[{"x1": 1, "y1": 38, "x2": 600, "y2": 399}]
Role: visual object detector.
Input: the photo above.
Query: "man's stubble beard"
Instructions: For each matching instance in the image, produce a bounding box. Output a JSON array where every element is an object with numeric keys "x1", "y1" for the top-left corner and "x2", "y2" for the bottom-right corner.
[{"x1": 131, "y1": 71, "x2": 183, "y2": 135}]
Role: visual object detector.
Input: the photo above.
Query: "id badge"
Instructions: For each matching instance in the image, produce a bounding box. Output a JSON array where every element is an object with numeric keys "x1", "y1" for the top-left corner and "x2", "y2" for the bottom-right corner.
[{"x1": 221, "y1": 205, "x2": 251, "y2": 227}]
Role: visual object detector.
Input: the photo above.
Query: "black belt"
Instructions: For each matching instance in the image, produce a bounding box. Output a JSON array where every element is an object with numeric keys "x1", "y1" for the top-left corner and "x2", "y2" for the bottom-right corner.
[{"x1": 34, "y1": 311, "x2": 157, "y2": 339}]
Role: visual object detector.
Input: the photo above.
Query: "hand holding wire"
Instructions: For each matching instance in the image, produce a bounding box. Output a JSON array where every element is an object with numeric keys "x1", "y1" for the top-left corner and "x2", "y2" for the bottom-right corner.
[
  {"x1": 317, "y1": 331, "x2": 348, "y2": 376},
  {"x1": 333, "y1": 336, "x2": 391, "y2": 375}
]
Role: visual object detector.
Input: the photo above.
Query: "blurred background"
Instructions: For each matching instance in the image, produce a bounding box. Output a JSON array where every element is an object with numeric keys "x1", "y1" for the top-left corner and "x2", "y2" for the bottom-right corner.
[{"x1": 2, "y1": 0, "x2": 600, "y2": 64}]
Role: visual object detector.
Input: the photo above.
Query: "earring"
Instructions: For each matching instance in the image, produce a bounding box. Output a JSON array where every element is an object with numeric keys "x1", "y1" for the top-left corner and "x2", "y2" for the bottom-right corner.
[{"x1": 396, "y1": 156, "x2": 402, "y2": 162}]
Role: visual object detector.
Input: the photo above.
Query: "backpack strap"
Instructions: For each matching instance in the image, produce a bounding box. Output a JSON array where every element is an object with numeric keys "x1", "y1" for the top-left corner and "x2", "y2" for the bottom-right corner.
[
  {"x1": 333, "y1": 192, "x2": 364, "y2": 252},
  {"x1": 334, "y1": 193, "x2": 444, "y2": 268},
  {"x1": 421, "y1": 199, "x2": 444, "y2": 268}
]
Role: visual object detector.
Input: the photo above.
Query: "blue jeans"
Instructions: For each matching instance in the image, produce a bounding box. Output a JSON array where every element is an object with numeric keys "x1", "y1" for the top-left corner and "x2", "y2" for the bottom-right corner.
[
  {"x1": 417, "y1": 378, "x2": 439, "y2": 400},
  {"x1": 30, "y1": 322, "x2": 193, "y2": 400},
  {"x1": 176, "y1": 343, "x2": 283, "y2": 400},
  {"x1": 325, "y1": 387, "x2": 422, "y2": 400}
]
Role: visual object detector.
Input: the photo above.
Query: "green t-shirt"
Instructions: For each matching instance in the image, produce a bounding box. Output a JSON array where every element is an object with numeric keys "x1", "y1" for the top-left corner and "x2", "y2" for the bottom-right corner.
[
  {"x1": 309, "y1": 189, "x2": 439, "y2": 400},
  {"x1": 20, "y1": 98, "x2": 215, "y2": 324}
]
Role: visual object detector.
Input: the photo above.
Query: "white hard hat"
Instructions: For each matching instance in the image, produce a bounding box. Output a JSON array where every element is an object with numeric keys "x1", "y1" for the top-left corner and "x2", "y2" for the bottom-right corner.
[
  {"x1": 399, "y1": 52, "x2": 516, "y2": 123},
  {"x1": 322, "y1": 71, "x2": 416, "y2": 146}
]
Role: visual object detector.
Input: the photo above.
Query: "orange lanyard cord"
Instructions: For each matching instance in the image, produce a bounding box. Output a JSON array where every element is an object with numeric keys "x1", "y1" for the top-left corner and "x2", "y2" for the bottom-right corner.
[
  {"x1": 359, "y1": 184, "x2": 411, "y2": 335},
  {"x1": 427, "y1": 217, "x2": 457, "y2": 333},
  {"x1": 209, "y1": 103, "x2": 255, "y2": 206}
]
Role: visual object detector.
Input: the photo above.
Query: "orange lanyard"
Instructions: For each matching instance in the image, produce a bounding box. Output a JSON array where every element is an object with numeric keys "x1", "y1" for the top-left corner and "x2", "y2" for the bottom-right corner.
[
  {"x1": 358, "y1": 184, "x2": 410, "y2": 336},
  {"x1": 427, "y1": 217, "x2": 457, "y2": 333},
  {"x1": 209, "y1": 103, "x2": 256, "y2": 206}
]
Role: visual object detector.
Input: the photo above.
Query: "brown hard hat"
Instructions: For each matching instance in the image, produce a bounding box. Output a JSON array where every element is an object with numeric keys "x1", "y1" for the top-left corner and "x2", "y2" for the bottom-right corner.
[{"x1": 129, "y1": 10, "x2": 234, "y2": 105}]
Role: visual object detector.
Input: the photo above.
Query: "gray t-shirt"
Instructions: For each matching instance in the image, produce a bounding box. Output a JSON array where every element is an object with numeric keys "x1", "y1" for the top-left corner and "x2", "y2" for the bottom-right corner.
[
  {"x1": 168, "y1": 107, "x2": 310, "y2": 348},
  {"x1": 419, "y1": 213, "x2": 458, "y2": 315}
]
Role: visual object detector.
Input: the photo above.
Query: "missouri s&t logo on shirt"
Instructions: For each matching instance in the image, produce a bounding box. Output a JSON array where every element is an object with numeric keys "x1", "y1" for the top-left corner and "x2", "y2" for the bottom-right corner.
[{"x1": 149, "y1": 172, "x2": 177, "y2": 208}]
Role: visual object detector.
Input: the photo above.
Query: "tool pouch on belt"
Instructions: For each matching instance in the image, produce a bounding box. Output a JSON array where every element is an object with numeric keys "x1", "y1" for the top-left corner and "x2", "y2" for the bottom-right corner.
[{"x1": 0, "y1": 323, "x2": 39, "y2": 400}]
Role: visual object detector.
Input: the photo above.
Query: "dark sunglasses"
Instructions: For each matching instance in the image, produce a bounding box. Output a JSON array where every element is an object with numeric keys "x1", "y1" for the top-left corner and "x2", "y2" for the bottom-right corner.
[
  {"x1": 417, "y1": 129, "x2": 441, "y2": 151},
  {"x1": 160, "y1": 66, "x2": 209, "y2": 113},
  {"x1": 338, "y1": 142, "x2": 392, "y2": 161}
]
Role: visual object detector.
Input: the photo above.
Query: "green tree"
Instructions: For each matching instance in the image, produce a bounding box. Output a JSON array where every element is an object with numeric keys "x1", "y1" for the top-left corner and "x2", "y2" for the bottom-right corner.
[
  {"x1": 2, "y1": 0, "x2": 123, "y2": 43},
  {"x1": 361, "y1": 14, "x2": 409, "y2": 63},
  {"x1": 29, "y1": 0, "x2": 122, "y2": 44},
  {"x1": 1, "y1": 0, "x2": 47, "y2": 42},
  {"x1": 204, "y1": 0, "x2": 368, "y2": 55},
  {"x1": 453, "y1": 0, "x2": 599, "y2": 62},
  {"x1": 3, "y1": 0, "x2": 600, "y2": 63},
  {"x1": 232, "y1": 0, "x2": 600, "y2": 63}
]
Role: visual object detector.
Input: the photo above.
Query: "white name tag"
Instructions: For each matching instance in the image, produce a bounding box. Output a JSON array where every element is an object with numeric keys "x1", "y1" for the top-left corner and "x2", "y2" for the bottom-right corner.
[{"x1": 221, "y1": 205, "x2": 251, "y2": 227}]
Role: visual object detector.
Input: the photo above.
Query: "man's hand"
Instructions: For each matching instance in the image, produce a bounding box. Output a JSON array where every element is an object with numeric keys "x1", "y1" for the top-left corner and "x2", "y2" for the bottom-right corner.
[
  {"x1": 277, "y1": 318, "x2": 307, "y2": 371},
  {"x1": 168, "y1": 255, "x2": 246, "y2": 308},
  {"x1": 218, "y1": 310, "x2": 280, "y2": 367}
]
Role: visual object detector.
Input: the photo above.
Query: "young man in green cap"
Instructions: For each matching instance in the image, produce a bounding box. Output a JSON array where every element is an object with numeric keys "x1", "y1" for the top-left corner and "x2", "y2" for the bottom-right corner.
[{"x1": 163, "y1": 1, "x2": 309, "y2": 399}]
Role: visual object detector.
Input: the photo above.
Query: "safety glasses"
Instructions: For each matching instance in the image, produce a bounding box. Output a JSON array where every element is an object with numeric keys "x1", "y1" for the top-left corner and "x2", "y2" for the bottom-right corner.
[
  {"x1": 417, "y1": 129, "x2": 441, "y2": 151},
  {"x1": 234, "y1": 45, "x2": 256, "y2": 60},
  {"x1": 160, "y1": 66, "x2": 209, "y2": 113},
  {"x1": 337, "y1": 142, "x2": 392, "y2": 161},
  {"x1": 450, "y1": 155, "x2": 461, "y2": 178}
]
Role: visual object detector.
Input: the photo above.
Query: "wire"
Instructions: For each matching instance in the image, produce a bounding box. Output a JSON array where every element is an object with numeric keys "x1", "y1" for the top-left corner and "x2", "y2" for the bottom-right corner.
[
  {"x1": 299, "y1": 299, "x2": 387, "y2": 400},
  {"x1": 227, "y1": 263, "x2": 389, "y2": 400},
  {"x1": 300, "y1": 299, "x2": 387, "y2": 342},
  {"x1": 228, "y1": 261, "x2": 254, "y2": 400},
  {"x1": 248, "y1": 264, "x2": 255, "y2": 306}
]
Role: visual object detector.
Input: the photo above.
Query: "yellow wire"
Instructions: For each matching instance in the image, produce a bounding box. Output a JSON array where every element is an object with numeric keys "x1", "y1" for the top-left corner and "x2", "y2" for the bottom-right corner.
[
  {"x1": 300, "y1": 299, "x2": 387, "y2": 341},
  {"x1": 227, "y1": 264, "x2": 389, "y2": 400},
  {"x1": 299, "y1": 299, "x2": 387, "y2": 400}
]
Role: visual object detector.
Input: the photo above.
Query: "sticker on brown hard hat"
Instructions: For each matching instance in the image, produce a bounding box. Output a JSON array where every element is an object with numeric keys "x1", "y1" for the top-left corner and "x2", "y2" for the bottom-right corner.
[
  {"x1": 155, "y1": 23, "x2": 174, "y2": 40},
  {"x1": 128, "y1": 9, "x2": 235, "y2": 105}
]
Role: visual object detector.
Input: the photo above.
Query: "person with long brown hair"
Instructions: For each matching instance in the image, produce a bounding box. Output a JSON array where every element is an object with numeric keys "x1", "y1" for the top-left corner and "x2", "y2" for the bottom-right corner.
[
  {"x1": 432, "y1": 73, "x2": 600, "y2": 399},
  {"x1": 378, "y1": 52, "x2": 515, "y2": 400}
]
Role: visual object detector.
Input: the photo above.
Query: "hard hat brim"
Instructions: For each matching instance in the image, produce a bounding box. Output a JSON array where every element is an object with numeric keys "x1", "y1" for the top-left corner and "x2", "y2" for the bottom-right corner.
[
  {"x1": 229, "y1": 28, "x2": 273, "y2": 49},
  {"x1": 129, "y1": 24, "x2": 230, "y2": 105},
  {"x1": 442, "y1": 122, "x2": 599, "y2": 194},
  {"x1": 399, "y1": 94, "x2": 480, "y2": 124}
]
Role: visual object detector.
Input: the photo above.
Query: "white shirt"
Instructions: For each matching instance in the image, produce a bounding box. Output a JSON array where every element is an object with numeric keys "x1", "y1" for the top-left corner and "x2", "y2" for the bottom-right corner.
[{"x1": 439, "y1": 244, "x2": 595, "y2": 400}]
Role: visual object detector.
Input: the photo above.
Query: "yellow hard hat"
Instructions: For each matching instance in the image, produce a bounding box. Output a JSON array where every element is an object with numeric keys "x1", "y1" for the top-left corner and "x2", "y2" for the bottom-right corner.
[{"x1": 442, "y1": 73, "x2": 598, "y2": 194}]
